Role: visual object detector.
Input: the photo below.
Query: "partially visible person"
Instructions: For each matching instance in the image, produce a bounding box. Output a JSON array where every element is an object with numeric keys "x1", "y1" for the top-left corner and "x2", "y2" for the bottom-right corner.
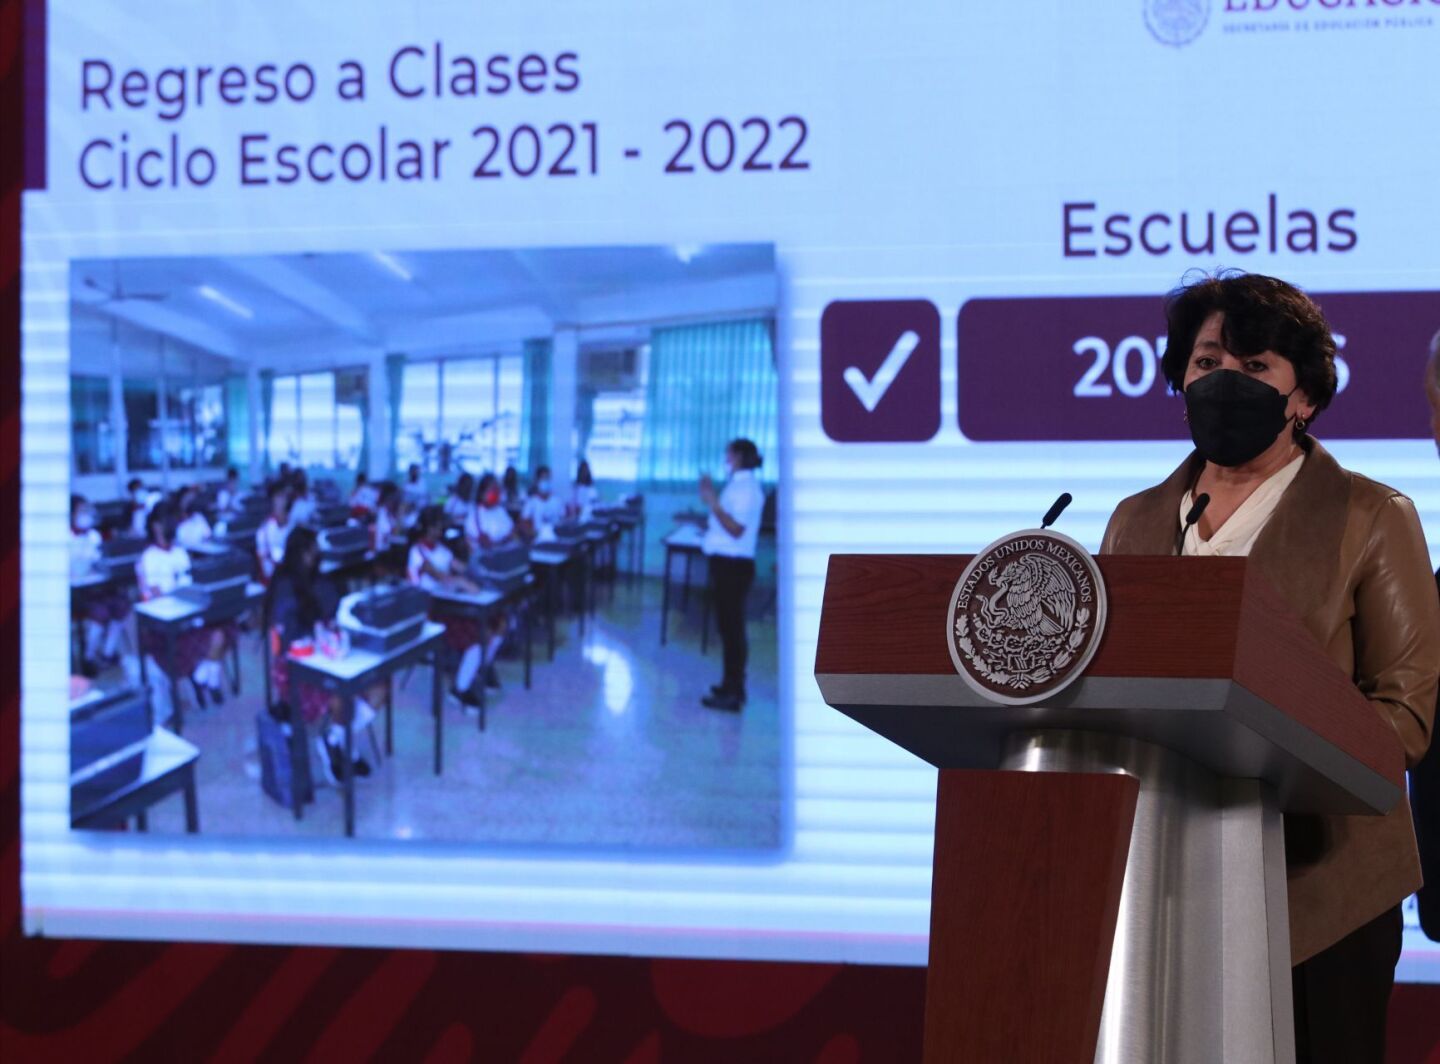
[
  {"x1": 350, "y1": 471, "x2": 380, "y2": 516},
  {"x1": 444, "y1": 473, "x2": 476, "y2": 525},
  {"x1": 127, "y1": 477, "x2": 158, "y2": 536},
  {"x1": 1411, "y1": 326, "x2": 1440, "y2": 944},
  {"x1": 265, "y1": 526, "x2": 384, "y2": 782},
  {"x1": 402, "y1": 462, "x2": 429, "y2": 521},
  {"x1": 175, "y1": 495, "x2": 213, "y2": 550},
  {"x1": 1101, "y1": 271, "x2": 1440, "y2": 1061},
  {"x1": 70, "y1": 493, "x2": 130, "y2": 673},
  {"x1": 519, "y1": 466, "x2": 565, "y2": 542},
  {"x1": 501, "y1": 466, "x2": 523, "y2": 507},
  {"x1": 465, "y1": 473, "x2": 518, "y2": 550},
  {"x1": 408, "y1": 506, "x2": 499, "y2": 704},
  {"x1": 288, "y1": 469, "x2": 316, "y2": 528},
  {"x1": 136, "y1": 505, "x2": 230, "y2": 711},
  {"x1": 216, "y1": 467, "x2": 243, "y2": 518},
  {"x1": 373, "y1": 481, "x2": 402, "y2": 551},
  {"x1": 570, "y1": 459, "x2": 598, "y2": 521},
  {"x1": 256, "y1": 482, "x2": 292, "y2": 582},
  {"x1": 698, "y1": 438, "x2": 766, "y2": 712}
]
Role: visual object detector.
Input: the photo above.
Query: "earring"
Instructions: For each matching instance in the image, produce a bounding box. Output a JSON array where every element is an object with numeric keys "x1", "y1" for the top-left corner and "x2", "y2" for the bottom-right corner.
[{"x1": 1295, "y1": 415, "x2": 1308, "y2": 434}]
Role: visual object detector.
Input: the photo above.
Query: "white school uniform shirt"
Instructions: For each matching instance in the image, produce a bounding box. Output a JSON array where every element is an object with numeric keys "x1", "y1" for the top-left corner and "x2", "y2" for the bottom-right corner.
[
  {"x1": 521, "y1": 493, "x2": 566, "y2": 531},
  {"x1": 1179, "y1": 454, "x2": 1304, "y2": 558},
  {"x1": 571, "y1": 483, "x2": 599, "y2": 518},
  {"x1": 129, "y1": 491, "x2": 161, "y2": 536},
  {"x1": 443, "y1": 494, "x2": 472, "y2": 524},
  {"x1": 289, "y1": 493, "x2": 316, "y2": 528},
  {"x1": 465, "y1": 503, "x2": 516, "y2": 546},
  {"x1": 374, "y1": 506, "x2": 397, "y2": 549},
  {"x1": 137, "y1": 543, "x2": 191, "y2": 598},
  {"x1": 70, "y1": 528, "x2": 103, "y2": 581},
  {"x1": 216, "y1": 483, "x2": 241, "y2": 515},
  {"x1": 407, "y1": 539, "x2": 455, "y2": 591},
  {"x1": 256, "y1": 516, "x2": 291, "y2": 579},
  {"x1": 402, "y1": 479, "x2": 430, "y2": 512},
  {"x1": 351, "y1": 484, "x2": 379, "y2": 512},
  {"x1": 176, "y1": 512, "x2": 212, "y2": 550},
  {"x1": 702, "y1": 468, "x2": 764, "y2": 560}
]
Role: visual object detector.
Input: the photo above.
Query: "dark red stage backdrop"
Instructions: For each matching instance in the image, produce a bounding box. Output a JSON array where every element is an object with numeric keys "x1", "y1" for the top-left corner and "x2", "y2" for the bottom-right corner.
[{"x1": 0, "y1": 3, "x2": 1436, "y2": 1059}]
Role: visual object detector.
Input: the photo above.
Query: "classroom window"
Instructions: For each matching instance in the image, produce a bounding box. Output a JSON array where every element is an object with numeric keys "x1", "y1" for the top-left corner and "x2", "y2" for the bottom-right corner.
[
  {"x1": 397, "y1": 355, "x2": 524, "y2": 475},
  {"x1": 71, "y1": 374, "x2": 116, "y2": 475},
  {"x1": 581, "y1": 345, "x2": 648, "y2": 483},
  {"x1": 166, "y1": 381, "x2": 227, "y2": 469},
  {"x1": 123, "y1": 377, "x2": 161, "y2": 472},
  {"x1": 266, "y1": 370, "x2": 362, "y2": 471}
]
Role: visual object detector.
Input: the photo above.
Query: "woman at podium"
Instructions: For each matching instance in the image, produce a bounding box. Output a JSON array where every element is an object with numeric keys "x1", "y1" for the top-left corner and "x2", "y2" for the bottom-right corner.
[{"x1": 1102, "y1": 271, "x2": 1440, "y2": 1063}]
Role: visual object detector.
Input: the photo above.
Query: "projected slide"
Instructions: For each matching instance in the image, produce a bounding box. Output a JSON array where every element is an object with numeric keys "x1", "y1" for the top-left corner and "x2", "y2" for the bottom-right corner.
[
  {"x1": 67, "y1": 245, "x2": 780, "y2": 848},
  {"x1": 20, "y1": 0, "x2": 1440, "y2": 981}
]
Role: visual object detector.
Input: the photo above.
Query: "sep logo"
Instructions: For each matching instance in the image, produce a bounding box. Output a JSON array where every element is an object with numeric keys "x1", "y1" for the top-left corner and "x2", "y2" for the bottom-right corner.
[{"x1": 1145, "y1": 0, "x2": 1211, "y2": 46}]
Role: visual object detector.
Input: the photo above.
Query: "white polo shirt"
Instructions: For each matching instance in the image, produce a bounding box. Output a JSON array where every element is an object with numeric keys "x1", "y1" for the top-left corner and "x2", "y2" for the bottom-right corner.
[
  {"x1": 256, "y1": 517, "x2": 291, "y2": 579},
  {"x1": 522, "y1": 493, "x2": 566, "y2": 530},
  {"x1": 70, "y1": 528, "x2": 103, "y2": 581},
  {"x1": 137, "y1": 544, "x2": 191, "y2": 598},
  {"x1": 407, "y1": 539, "x2": 454, "y2": 591},
  {"x1": 465, "y1": 504, "x2": 516, "y2": 546},
  {"x1": 703, "y1": 469, "x2": 765, "y2": 560},
  {"x1": 176, "y1": 512, "x2": 212, "y2": 550}
]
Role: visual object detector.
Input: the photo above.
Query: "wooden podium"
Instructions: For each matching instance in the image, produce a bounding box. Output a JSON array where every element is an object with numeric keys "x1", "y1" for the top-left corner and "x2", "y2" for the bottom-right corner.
[{"x1": 815, "y1": 554, "x2": 1405, "y2": 1064}]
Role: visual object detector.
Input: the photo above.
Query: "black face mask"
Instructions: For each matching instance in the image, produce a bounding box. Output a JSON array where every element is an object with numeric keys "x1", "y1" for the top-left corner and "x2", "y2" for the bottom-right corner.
[{"x1": 1184, "y1": 369, "x2": 1296, "y2": 468}]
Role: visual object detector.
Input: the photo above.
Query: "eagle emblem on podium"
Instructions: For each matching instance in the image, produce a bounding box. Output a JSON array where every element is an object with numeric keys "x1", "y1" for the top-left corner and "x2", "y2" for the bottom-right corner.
[{"x1": 947, "y1": 529, "x2": 1108, "y2": 706}]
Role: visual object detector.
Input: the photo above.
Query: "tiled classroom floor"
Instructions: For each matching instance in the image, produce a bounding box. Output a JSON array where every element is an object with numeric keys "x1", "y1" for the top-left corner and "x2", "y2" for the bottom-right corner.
[{"x1": 128, "y1": 574, "x2": 782, "y2": 850}]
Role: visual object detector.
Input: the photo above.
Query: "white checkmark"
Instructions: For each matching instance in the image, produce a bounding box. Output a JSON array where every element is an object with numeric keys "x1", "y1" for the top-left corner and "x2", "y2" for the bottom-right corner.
[{"x1": 843, "y1": 330, "x2": 921, "y2": 413}]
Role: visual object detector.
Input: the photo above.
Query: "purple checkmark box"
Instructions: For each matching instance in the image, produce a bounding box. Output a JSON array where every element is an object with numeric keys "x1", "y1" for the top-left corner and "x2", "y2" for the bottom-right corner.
[{"x1": 821, "y1": 299, "x2": 941, "y2": 442}]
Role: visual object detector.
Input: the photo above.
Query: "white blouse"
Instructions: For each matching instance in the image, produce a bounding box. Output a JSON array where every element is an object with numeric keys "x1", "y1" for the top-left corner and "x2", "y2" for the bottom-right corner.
[
  {"x1": 1179, "y1": 454, "x2": 1305, "y2": 558},
  {"x1": 137, "y1": 544, "x2": 191, "y2": 598}
]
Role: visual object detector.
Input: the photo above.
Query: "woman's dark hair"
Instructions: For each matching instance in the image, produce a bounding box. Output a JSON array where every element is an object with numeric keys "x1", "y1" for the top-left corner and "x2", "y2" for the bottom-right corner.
[
  {"x1": 265, "y1": 525, "x2": 323, "y2": 634},
  {"x1": 502, "y1": 466, "x2": 519, "y2": 492},
  {"x1": 127, "y1": 478, "x2": 143, "y2": 493},
  {"x1": 355, "y1": 471, "x2": 368, "y2": 487},
  {"x1": 727, "y1": 438, "x2": 763, "y2": 470},
  {"x1": 378, "y1": 481, "x2": 399, "y2": 509},
  {"x1": 145, "y1": 503, "x2": 175, "y2": 544},
  {"x1": 417, "y1": 504, "x2": 445, "y2": 536},
  {"x1": 71, "y1": 493, "x2": 86, "y2": 517},
  {"x1": 454, "y1": 473, "x2": 475, "y2": 500},
  {"x1": 226, "y1": 467, "x2": 238, "y2": 479},
  {"x1": 576, "y1": 459, "x2": 593, "y2": 486},
  {"x1": 477, "y1": 472, "x2": 499, "y2": 501},
  {"x1": 1161, "y1": 271, "x2": 1338, "y2": 427}
]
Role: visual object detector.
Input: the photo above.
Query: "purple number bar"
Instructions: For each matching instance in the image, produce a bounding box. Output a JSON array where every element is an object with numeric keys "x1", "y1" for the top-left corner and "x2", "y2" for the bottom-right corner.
[{"x1": 956, "y1": 291, "x2": 1439, "y2": 442}]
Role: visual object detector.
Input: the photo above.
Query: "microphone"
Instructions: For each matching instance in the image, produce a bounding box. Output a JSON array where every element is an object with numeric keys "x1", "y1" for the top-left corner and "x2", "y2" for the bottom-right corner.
[
  {"x1": 1040, "y1": 493, "x2": 1073, "y2": 530},
  {"x1": 1176, "y1": 493, "x2": 1210, "y2": 555}
]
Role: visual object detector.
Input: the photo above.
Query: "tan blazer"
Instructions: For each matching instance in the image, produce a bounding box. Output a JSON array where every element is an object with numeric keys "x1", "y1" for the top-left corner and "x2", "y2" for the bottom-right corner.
[{"x1": 1102, "y1": 438, "x2": 1440, "y2": 964}]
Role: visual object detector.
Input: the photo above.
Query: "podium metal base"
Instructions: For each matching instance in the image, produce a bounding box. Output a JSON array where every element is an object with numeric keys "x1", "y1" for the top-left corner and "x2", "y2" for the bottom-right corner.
[{"x1": 1000, "y1": 730, "x2": 1295, "y2": 1064}]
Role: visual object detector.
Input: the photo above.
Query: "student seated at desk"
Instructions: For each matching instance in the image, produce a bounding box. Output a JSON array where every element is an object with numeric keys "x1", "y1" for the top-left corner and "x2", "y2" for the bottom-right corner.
[
  {"x1": 411, "y1": 506, "x2": 500, "y2": 705},
  {"x1": 444, "y1": 473, "x2": 475, "y2": 525},
  {"x1": 350, "y1": 472, "x2": 379, "y2": 517},
  {"x1": 402, "y1": 463, "x2": 429, "y2": 524},
  {"x1": 502, "y1": 466, "x2": 523, "y2": 508},
  {"x1": 465, "y1": 474, "x2": 519, "y2": 550},
  {"x1": 373, "y1": 482, "x2": 401, "y2": 550},
  {"x1": 70, "y1": 493, "x2": 130, "y2": 673},
  {"x1": 256, "y1": 482, "x2": 293, "y2": 583},
  {"x1": 265, "y1": 526, "x2": 384, "y2": 783},
  {"x1": 136, "y1": 505, "x2": 231, "y2": 708},
  {"x1": 288, "y1": 469, "x2": 317, "y2": 528},
  {"x1": 519, "y1": 466, "x2": 566, "y2": 542},
  {"x1": 216, "y1": 467, "x2": 243, "y2": 518},
  {"x1": 570, "y1": 459, "x2": 599, "y2": 522},
  {"x1": 127, "y1": 477, "x2": 160, "y2": 536},
  {"x1": 176, "y1": 496, "x2": 213, "y2": 550}
]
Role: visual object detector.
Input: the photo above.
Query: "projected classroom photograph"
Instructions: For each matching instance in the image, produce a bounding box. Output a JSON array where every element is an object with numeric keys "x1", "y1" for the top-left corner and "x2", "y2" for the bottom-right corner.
[{"x1": 66, "y1": 244, "x2": 782, "y2": 848}]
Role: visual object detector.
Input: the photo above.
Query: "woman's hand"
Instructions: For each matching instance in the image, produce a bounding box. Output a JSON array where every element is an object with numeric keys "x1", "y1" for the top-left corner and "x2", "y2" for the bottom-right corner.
[{"x1": 698, "y1": 474, "x2": 718, "y2": 509}]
